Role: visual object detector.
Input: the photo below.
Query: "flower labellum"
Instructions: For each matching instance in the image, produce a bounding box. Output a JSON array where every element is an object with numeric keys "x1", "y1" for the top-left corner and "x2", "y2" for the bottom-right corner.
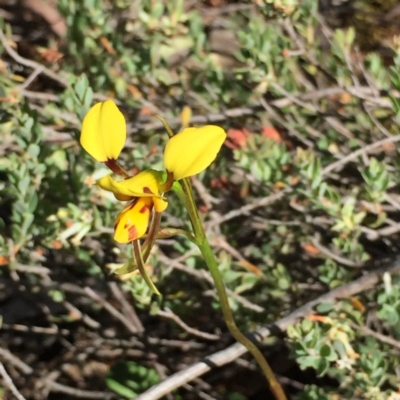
[{"x1": 114, "y1": 197, "x2": 153, "y2": 243}]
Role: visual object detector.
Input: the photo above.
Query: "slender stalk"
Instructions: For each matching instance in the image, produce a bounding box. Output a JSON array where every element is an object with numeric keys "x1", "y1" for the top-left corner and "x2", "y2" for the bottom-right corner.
[
  {"x1": 181, "y1": 177, "x2": 287, "y2": 400},
  {"x1": 132, "y1": 240, "x2": 160, "y2": 295},
  {"x1": 142, "y1": 212, "x2": 162, "y2": 262}
]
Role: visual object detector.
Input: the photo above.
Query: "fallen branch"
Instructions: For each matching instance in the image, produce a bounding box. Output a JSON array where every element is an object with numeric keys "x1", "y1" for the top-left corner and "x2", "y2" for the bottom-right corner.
[
  {"x1": 134, "y1": 257, "x2": 400, "y2": 400},
  {"x1": 0, "y1": 362, "x2": 27, "y2": 400}
]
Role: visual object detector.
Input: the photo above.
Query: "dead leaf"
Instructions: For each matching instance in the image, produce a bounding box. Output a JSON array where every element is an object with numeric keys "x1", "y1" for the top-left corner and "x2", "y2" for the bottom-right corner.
[
  {"x1": 307, "y1": 314, "x2": 331, "y2": 323},
  {"x1": 100, "y1": 36, "x2": 116, "y2": 55},
  {"x1": 301, "y1": 243, "x2": 320, "y2": 255},
  {"x1": 38, "y1": 46, "x2": 64, "y2": 63},
  {"x1": 225, "y1": 128, "x2": 251, "y2": 149},
  {"x1": 127, "y1": 84, "x2": 142, "y2": 99},
  {"x1": 261, "y1": 126, "x2": 282, "y2": 143},
  {"x1": 239, "y1": 259, "x2": 262, "y2": 276},
  {"x1": 139, "y1": 106, "x2": 156, "y2": 116},
  {"x1": 351, "y1": 297, "x2": 365, "y2": 312},
  {"x1": 52, "y1": 240, "x2": 63, "y2": 250},
  {"x1": 0, "y1": 256, "x2": 9, "y2": 266}
]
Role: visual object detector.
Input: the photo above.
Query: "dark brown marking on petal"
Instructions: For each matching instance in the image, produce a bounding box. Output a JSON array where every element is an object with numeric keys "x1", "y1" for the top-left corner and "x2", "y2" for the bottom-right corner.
[
  {"x1": 127, "y1": 225, "x2": 138, "y2": 241},
  {"x1": 139, "y1": 204, "x2": 149, "y2": 214},
  {"x1": 129, "y1": 199, "x2": 138, "y2": 208},
  {"x1": 143, "y1": 186, "x2": 153, "y2": 194}
]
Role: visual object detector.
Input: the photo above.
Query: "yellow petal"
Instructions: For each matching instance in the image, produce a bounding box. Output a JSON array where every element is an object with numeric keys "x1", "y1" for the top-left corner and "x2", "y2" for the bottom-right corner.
[
  {"x1": 164, "y1": 125, "x2": 226, "y2": 180},
  {"x1": 153, "y1": 196, "x2": 168, "y2": 212},
  {"x1": 97, "y1": 170, "x2": 162, "y2": 198},
  {"x1": 180, "y1": 105, "x2": 192, "y2": 129},
  {"x1": 114, "y1": 198, "x2": 153, "y2": 243},
  {"x1": 80, "y1": 100, "x2": 126, "y2": 162}
]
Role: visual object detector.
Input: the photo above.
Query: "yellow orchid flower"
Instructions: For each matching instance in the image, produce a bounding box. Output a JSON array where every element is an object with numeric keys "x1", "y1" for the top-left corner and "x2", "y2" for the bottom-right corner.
[
  {"x1": 80, "y1": 101, "x2": 226, "y2": 244},
  {"x1": 80, "y1": 102, "x2": 281, "y2": 386},
  {"x1": 97, "y1": 171, "x2": 168, "y2": 243}
]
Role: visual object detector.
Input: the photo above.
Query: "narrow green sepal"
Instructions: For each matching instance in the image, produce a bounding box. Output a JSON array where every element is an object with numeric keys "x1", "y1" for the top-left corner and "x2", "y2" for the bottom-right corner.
[
  {"x1": 171, "y1": 180, "x2": 191, "y2": 211},
  {"x1": 114, "y1": 258, "x2": 138, "y2": 275},
  {"x1": 132, "y1": 240, "x2": 161, "y2": 296},
  {"x1": 156, "y1": 115, "x2": 175, "y2": 138}
]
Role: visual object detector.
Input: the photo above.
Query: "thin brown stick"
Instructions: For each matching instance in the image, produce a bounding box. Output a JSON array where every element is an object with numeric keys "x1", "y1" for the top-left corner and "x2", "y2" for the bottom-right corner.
[
  {"x1": 84, "y1": 286, "x2": 141, "y2": 334},
  {"x1": 108, "y1": 281, "x2": 144, "y2": 333},
  {"x1": 0, "y1": 29, "x2": 68, "y2": 87},
  {"x1": 0, "y1": 362, "x2": 27, "y2": 400},
  {"x1": 350, "y1": 322, "x2": 400, "y2": 350},
  {"x1": 160, "y1": 252, "x2": 265, "y2": 313},
  {"x1": 134, "y1": 258, "x2": 400, "y2": 400},
  {"x1": 157, "y1": 308, "x2": 220, "y2": 341},
  {"x1": 0, "y1": 348, "x2": 115, "y2": 399},
  {"x1": 322, "y1": 135, "x2": 400, "y2": 175},
  {"x1": 206, "y1": 188, "x2": 290, "y2": 229}
]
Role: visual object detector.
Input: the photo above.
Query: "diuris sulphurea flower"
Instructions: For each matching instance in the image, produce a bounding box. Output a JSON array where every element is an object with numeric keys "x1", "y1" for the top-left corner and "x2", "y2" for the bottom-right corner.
[
  {"x1": 79, "y1": 100, "x2": 287, "y2": 399},
  {"x1": 80, "y1": 100, "x2": 225, "y2": 244}
]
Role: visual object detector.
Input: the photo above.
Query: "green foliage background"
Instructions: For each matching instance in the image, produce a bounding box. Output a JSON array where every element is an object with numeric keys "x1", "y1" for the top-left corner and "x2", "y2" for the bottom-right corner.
[{"x1": 1, "y1": 0, "x2": 400, "y2": 399}]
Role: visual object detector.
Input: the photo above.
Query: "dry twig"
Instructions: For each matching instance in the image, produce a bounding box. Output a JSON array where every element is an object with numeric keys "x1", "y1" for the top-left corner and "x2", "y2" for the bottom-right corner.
[
  {"x1": 0, "y1": 362, "x2": 27, "y2": 400},
  {"x1": 134, "y1": 258, "x2": 400, "y2": 400}
]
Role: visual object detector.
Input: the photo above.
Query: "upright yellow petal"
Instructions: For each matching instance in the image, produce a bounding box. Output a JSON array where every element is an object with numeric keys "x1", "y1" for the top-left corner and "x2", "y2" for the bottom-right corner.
[
  {"x1": 164, "y1": 125, "x2": 226, "y2": 180},
  {"x1": 80, "y1": 100, "x2": 126, "y2": 162},
  {"x1": 97, "y1": 170, "x2": 162, "y2": 198},
  {"x1": 114, "y1": 198, "x2": 153, "y2": 243},
  {"x1": 180, "y1": 105, "x2": 192, "y2": 129}
]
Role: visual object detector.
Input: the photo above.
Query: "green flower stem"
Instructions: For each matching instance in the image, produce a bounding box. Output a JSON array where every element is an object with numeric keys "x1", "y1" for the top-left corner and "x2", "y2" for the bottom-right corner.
[
  {"x1": 132, "y1": 240, "x2": 160, "y2": 296},
  {"x1": 181, "y1": 177, "x2": 287, "y2": 400}
]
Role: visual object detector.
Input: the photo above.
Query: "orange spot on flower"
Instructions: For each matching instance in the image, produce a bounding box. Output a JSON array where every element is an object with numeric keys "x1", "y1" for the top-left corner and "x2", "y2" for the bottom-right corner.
[
  {"x1": 143, "y1": 187, "x2": 153, "y2": 194},
  {"x1": 139, "y1": 204, "x2": 149, "y2": 214},
  {"x1": 127, "y1": 225, "x2": 138, "y2": 241}
]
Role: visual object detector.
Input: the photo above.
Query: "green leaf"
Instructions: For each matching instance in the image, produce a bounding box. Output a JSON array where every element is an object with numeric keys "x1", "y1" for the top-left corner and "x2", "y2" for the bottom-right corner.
[
  {"x1": 106, "y1": 362, "x2": 160, "y2": 398},
  {"x1": 28, "y1": 192, "x2": 38, "y2": 213},
  {"x1": 316, "y1": 358, "x2": 329, "y2": 376},
  {"x1": 320, "y1": 344, "x2": 337, "y2": 361},
  {"x1": 316, "y1": 302, "x2": 335, "y2": 313},
  {"x1": 27, "y1": 143, "x2": 40, "y2": 158}
]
